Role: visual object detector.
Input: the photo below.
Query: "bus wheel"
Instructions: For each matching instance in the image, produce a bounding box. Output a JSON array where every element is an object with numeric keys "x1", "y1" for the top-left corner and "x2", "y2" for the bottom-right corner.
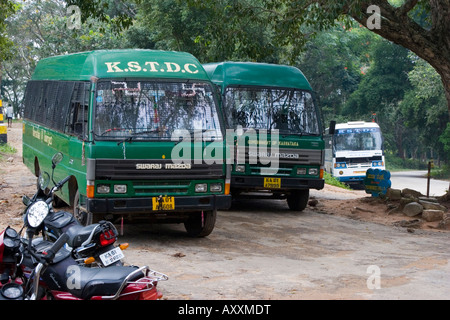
[
  {"x1": 287, "y1": 189, "x2": 309, "y2": 211},
  {"x1": 73, "y1": 190, "x2": 93, "y2": 226},
  {"x1": 184, "y1": 210, "x2": 217, "y2": 237}
]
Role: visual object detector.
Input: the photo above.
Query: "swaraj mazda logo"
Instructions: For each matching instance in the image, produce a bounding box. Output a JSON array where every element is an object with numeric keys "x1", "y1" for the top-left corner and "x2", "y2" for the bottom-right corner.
[
  {"x1": 105, "y1": 61, "x2": 199, "y2": 74},
  {"x1": 136, "y1": 163, "x2": 192, "y2": 170}
]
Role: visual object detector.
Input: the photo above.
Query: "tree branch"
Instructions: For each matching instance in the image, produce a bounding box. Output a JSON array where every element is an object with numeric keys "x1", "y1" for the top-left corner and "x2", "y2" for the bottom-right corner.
[{"x1": 399, "y1": 0, "x2": 419, "y2": 16}]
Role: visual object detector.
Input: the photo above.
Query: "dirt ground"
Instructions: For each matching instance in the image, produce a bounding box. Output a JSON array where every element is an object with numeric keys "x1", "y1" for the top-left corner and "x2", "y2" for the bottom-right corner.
[
  {"x1": 1, "y1": 121, "x2": 448, "y2": 233},
  {"x1": 1, "y1": 121, "x2": 450, "y2": 300}
]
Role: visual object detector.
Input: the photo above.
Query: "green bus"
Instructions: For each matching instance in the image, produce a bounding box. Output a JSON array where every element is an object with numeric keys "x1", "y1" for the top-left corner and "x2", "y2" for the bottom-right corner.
[
  {"x1": 23, "y1": 49, "x2": 231, "y2": 237},
  {"x1": 203, "y1": 62, "x2": 324, "y2": 211}
]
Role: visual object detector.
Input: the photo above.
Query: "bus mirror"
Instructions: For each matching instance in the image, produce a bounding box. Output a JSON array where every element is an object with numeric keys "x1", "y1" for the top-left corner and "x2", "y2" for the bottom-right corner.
[{"x1": 328, "y1": 121, "x2": 336, "y2": 135}]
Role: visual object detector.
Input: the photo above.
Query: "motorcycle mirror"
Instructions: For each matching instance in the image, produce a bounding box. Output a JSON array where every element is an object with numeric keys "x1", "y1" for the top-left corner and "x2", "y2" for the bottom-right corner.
[
  {"x1": 38, "y1": 172, "x2": 50, "y2": 191},
  {"x1": 51, "y1": 152, "x2": 64, "y2": 169},
  {"x1": 22, "y1": 195, "x2": 31, "y2": 206}
]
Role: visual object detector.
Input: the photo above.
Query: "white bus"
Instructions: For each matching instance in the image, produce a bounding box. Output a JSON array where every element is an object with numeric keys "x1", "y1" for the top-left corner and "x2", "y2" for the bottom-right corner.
[{"x1": 324, "y1": 121, "x2": 385, "y2": 186}]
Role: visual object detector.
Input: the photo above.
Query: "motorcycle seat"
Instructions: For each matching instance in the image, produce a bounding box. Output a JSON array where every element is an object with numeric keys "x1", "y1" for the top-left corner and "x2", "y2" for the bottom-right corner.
[
  {"x1": 65, "y1": 224, "x2": 99, "y2": 248},
  {"x1": 66, "y1": 265, "x2": 143, "y2": 299},
  {"x1": 44, "y1": 211, "x2": 77, "y2": 231}
]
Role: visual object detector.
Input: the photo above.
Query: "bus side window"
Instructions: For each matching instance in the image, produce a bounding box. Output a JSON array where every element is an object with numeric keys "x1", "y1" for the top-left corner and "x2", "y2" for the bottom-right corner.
[{"x1": 65, "y1": 82, "x2": 89, "y2": 139}]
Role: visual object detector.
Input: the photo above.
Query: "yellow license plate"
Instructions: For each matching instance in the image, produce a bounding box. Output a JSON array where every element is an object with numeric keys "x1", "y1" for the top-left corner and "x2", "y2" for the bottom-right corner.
[
  {"x1": 264, "y1": 177, "x2": 281, "y2": 189},
  {"x1": 152, "y1": 196, "x2": 175, "y2": 211}
]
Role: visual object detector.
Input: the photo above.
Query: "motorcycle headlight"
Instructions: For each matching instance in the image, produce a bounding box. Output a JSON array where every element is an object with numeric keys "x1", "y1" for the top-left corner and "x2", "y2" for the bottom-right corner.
[{"x1": 26, "y1": 201, "x2": 49, "y2": 228}]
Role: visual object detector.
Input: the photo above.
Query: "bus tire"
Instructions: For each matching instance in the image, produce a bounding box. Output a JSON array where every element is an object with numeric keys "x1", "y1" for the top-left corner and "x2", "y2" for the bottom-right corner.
[
  {"x1": 73, "y1": 190, "x2": 93, "y2": 226},
  {"x1": 287, "y1": 189, "x2": 309, "y2": 211},
  {"x1": 184, "y1": 210, "x2": 216, "y2": 237}
]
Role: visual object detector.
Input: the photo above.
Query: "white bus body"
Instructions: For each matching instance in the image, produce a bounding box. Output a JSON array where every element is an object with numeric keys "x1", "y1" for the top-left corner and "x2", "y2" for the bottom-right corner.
[{"x1": 324, "y1": 122, "x2": 385, "y2": 185}]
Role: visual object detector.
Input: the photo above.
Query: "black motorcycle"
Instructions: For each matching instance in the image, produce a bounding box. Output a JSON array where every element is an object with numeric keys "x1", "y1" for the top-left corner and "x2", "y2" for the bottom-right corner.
[
  {"x1": 22, "y1": 152, "x2": 127, "y2": 267},
  {"x1": 0, "y1": 199, "x2": 167, "y2": 300}
]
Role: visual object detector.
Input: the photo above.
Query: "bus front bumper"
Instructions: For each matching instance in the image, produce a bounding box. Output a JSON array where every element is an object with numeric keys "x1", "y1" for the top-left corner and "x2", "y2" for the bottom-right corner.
[
  {"x1": 231, "y1": 176, "x2": 324, "y2": 191},
  {"x1": 86, "y1": 194, "x2": 232, "y2": 215}
]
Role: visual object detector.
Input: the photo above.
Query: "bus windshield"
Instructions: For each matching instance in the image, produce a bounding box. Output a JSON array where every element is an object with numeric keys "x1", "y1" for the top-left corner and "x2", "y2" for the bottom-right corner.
[
  {"x1": 94, "y1": 80, "x2": 222, "y2": 140},
  {"x1": 223, "y1": 87, "x2": 320, "y2": 135},
  {"x1": 334, "y1": 128, "x2": 383, "y2": 152}
]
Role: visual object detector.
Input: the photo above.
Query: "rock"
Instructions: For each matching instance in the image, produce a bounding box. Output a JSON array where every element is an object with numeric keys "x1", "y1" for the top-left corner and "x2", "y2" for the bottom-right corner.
[
  {"x1": 418, "y1": 197, "x2": 438, "y2": 203},
  {"x1": 437, "y1": 215, "x2": 450, "y2": 230},
  {"x1": 422, "y1": 210, "x2": 444, "y2": 222},
  {"x1": 173, "y1": 252, "x2": 186, "y2": 258},
  {"x1": 393, "y1": 219, "x2": 422, "y2": 229},
  {"x1": 308, "y1": 199, "x2": 319, "y2": 207},
  {"x1": 402, "y1": 188, "x2": 423, "y2": 198},
  {"x1": 419, "y1": 200, "x2": 447, "y2": 211},
  {"x1": 386, "y1": 188, "x2": 402, "y2": 200},
  {"x1": 402, "y1": 202, "x2": 423, "y2": 217},
  {"x1": 398, "y1": 197, "x2": 415, "y2": 211}
]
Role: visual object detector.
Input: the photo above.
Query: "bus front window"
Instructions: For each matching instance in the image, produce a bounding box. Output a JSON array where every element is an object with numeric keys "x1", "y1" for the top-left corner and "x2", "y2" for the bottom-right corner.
[
  {"x1": 94, "y1": 80, "x2": 222, "y2": 140},
  {"x1": 334, "y1": 128, "x2": 383, "y2": 152},
  {"x1": 224, "y1": 87, "x2": 320, "y2": 135}
]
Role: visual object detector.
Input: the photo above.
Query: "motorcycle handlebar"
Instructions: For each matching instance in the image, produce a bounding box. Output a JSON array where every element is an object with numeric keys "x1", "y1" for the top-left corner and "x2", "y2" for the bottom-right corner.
[{"x1": 43, "y1": 233, "x2": 69, "y2": 263}]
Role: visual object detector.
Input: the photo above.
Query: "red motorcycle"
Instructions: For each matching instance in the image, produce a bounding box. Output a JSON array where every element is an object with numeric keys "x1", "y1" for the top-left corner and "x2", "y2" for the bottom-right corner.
[{"x1": 0, "y1": 197, "x2": 168, "y2": 300}]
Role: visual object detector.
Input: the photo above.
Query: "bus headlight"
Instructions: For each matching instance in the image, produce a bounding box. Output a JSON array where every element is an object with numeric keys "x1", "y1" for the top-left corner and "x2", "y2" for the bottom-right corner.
[
  {"x1": 210, "y1": 183, "x2": 222, "y2": 192},
  {"x1": 97, "y1": 184, "x2": 110, "y2": 194},
  {"x1": 308, "y1": 168, "x2": 319, "y2": 176},
  {"x1": 195, "y1": 183, "x2": 208, "y2": 193},
  {"x1": 235, "y1": 165, "x2": 245, "y2": 173},
  {"x1": 114, "y1": 184, "x2": 127, "y2": 194},
  {"x1": 297, "y1": 168, "x2": 307, "y2": 175}
]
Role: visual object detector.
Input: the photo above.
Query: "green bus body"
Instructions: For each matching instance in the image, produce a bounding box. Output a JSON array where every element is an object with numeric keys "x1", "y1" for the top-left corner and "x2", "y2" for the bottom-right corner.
[
  {"x1": 23, "y1": 49, "x2": 231, "y2": 236},
  {"x1": 204, "y1": 62, "x2": 324, "y2": 211}
]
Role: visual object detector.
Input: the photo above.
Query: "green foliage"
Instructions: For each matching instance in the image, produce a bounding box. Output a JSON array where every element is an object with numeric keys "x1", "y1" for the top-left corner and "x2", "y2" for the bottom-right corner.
[
  {"x1": 324, "y1": 171, "x2": 351, "y2": 189},
  {"x1": 129, "y1": 0, "x2": 285, "y2": 63},
  {"x1": 0, "y1": 142, "x2": 17, "y2": 161},
  {"x1": 1, "y1": 0, "x2": 126, "y2": 114},
  {"x1": 0, "y1": 0, "x2": 17, "y2": 61},
  {"x1": 65, "y1": 0, "x2": 137, "y2": 33}
]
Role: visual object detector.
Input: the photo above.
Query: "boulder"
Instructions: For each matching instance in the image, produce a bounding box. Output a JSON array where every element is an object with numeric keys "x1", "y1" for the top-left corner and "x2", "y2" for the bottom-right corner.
[
  {"x1": 401, "y1": 188, "x2": 423, "y2": 198},
  {"x1": 402, "y1": 202, "x2": 423, "y2": 217},
  {"x1": 438, "y1": 215, "x2": 450, "y2": 230},
  {"x1": 386, "y1": 188, "x2": 402, "y2": 200},
  {"x1": 398, "y1": 197, "x2": 415, "y2": 210},
  {"x1": 419, "y1": 200, "x2": 447, "y2": 211},
  {"x1": 422, "y1": 210, "x2": 444, "y2": 222},
  {"x1": 418, "y1": 197, "x2": 438, "y2": 203}
]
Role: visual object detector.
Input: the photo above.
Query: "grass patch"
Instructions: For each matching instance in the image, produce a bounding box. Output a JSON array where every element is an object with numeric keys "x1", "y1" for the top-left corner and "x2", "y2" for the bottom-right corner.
[
  {"x1": 0, "y1": 143, "x2": 17, "y2": 160},
  {"x1": 430, "y1": 165, "x2": 450, "y2": 180},
  {"x1": 324, "y1": 171, "x2": 351, "y2": 189}
]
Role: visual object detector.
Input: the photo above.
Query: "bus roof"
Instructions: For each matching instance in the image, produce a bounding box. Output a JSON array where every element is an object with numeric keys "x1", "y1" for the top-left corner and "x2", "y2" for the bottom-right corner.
[
  {"x1": 31, "y1": 49, "x2": 209, "y2": 81},
  {"x1": 335, "y1": 122, "x2": 380, "y2": 129},
  {"x1": 203, "y1": 62, "x2": 312, "y2": 91}
]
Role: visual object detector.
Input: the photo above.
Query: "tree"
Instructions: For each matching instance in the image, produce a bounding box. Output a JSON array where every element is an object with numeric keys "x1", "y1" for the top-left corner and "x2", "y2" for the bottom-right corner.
[
  {"x1": 130, "y1": 0, "x2": 285, "y2": 63},
  {"x1": 343, "y1": 38, "x2": 414, "y2": 158},
  {"x1": 0, "y1": 0, "x2": 17, "y2": 107},
  {"x1": 400, "y1": 56, "x2": 449, "y2": 164},
  {"x1": 2, "y1": 0, "x2": 126, "y2": 115},
  {"x1": 192, "y1": 0, "x2": 450, "y2": 114}
]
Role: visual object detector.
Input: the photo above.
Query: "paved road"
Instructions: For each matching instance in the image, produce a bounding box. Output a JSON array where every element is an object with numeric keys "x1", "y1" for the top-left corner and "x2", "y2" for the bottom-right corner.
[{"x1": 390, "y1": 171, "x2": 449, "y2": 197}]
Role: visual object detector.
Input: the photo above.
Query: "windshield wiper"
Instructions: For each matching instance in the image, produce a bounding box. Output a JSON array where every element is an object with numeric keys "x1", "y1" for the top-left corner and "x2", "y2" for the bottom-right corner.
[{"x1": 117, "y1": 136, "x2": 133, "y2": 145}]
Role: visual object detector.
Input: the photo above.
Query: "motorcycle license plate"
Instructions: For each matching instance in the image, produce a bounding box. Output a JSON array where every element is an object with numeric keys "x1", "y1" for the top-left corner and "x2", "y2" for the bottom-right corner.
[
  {"x1": 152, "y1": 196, "x2": 175, "y2": 211},
  {"x1": 264, "y1": 177, "x2": 281, "y2": 189},
  {"x1": 99, "y1": 247, "x2": 124, "y2": 266}
]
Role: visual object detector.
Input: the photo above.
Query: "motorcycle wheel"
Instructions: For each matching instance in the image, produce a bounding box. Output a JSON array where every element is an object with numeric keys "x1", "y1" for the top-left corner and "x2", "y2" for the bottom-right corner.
[
  {"x1": 73, "y1": 190, "x2": 93, "y2": 226},
  {"x1": 184, "y1": 210, "x2": 216, "y2": 237}
]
